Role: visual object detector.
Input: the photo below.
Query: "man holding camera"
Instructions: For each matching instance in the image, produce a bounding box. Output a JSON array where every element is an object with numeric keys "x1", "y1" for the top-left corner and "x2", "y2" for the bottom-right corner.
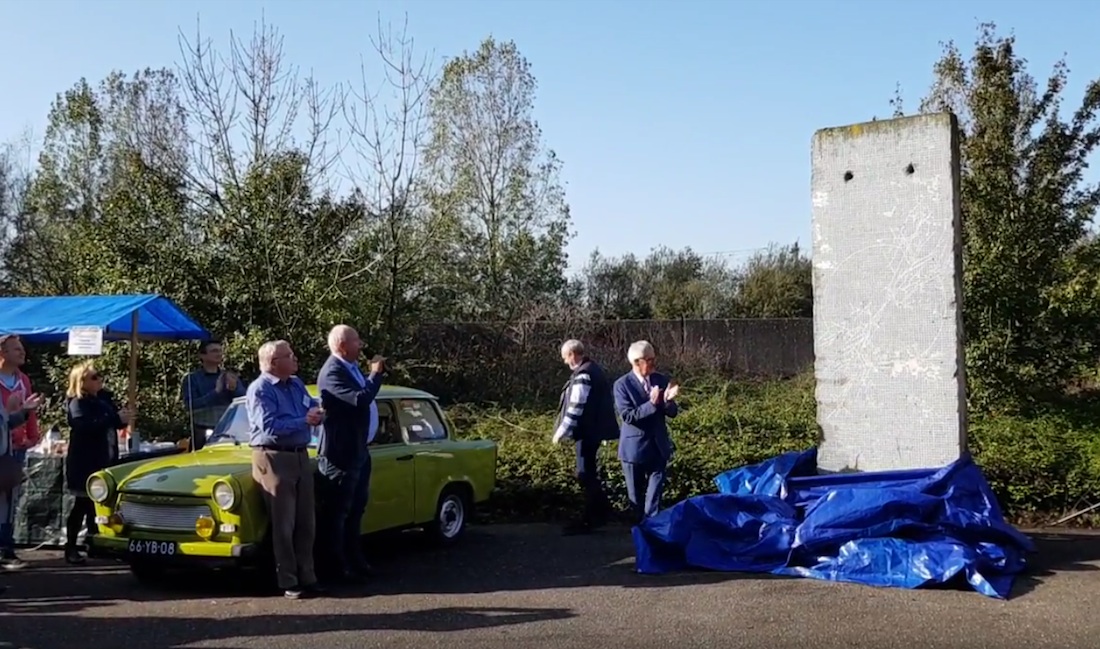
[{"x1": 316, "y1": 325, "x2": 385, "y2": 584}]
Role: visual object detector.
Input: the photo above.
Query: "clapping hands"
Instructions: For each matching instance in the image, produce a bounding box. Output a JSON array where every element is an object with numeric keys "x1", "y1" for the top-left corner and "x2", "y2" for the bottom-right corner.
[
  {"x1": 306, "y1": 407, "x2": 325, "y2": 426},
  {"x1": 6, "y1": 392, "x2": 42, "y2": 414},
  {"x1": 665, "y1": 383, "x2": 680, "y2": 402}
]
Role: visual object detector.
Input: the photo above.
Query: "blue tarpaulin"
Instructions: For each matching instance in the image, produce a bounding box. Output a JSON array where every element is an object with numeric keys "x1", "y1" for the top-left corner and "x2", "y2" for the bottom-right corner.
[
  {"x1": 633, "y1": 449, "x2": 1035, "y2": 598},
  {"x1": 0, "y1": 294, "x2": 210, "y2": 343}
]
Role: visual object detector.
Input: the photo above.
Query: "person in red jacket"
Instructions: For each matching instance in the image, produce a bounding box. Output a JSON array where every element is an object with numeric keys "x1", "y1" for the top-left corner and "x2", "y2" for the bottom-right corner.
[{"x1": 0, "y1": 334, "x2": 38, "y2": 571}]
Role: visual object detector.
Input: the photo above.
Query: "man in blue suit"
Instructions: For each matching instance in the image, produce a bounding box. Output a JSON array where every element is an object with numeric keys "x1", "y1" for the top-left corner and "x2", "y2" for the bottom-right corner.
[
  {"x1": 613, "y1": 340, "x2": 680, "y2": 523},
  {"x1": 315, "y1": 324, "x2": 385, "y2": 583}
]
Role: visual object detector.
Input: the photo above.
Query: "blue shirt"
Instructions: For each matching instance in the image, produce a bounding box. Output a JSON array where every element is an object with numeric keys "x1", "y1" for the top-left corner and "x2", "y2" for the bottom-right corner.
[
  {"x1": 334, "y1": 356, "x2": 379, "y2": 443},
  {"x1": 181, "y1": 369, "x2": 246, "y2": 428},
  {"x1": 246, "y1": 373, "x2": 314, "y2": 448}
]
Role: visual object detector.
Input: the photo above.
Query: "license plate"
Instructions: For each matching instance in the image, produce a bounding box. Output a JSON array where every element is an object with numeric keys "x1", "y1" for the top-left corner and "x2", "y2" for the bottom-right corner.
[{"x1": 126, "y1": 539, "x2": 178, "y2": 556}]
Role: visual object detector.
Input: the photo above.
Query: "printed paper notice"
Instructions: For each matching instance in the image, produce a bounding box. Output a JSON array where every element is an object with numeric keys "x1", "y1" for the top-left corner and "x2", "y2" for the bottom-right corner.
[{"x1": 67, "y1": 326, "x2": 104, "y2": 355}]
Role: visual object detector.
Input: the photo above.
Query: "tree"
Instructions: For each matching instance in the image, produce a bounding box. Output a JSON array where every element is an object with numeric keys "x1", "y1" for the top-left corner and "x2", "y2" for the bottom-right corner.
[
  {"x1": 575, "y1": 246, "x2": 740, "y2": 320},
  {"x1": 423, "y1": 37, "x2": 572, "y2": 322},
  {"x1": 0, "y1": 132, "x2": 34, "y2": 290},
  {"x1": 340, "y1": 17, "x2": 453, "y2": 345},
  {"x1": 735, "y1": 243, "x2": 813, "y2": 318},
  {"x1": 911, "y1": 22, "x2": 1100, "y2": 409}
]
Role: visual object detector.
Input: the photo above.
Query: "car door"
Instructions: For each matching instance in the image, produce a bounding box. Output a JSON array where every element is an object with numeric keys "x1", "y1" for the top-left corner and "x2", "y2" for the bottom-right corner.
[
  {"x1": 362, "y1": 399, "x2": 416, "y2": 534},
  {"x1": 393, "y1": 397, "x2": 453, "y2": 524}
]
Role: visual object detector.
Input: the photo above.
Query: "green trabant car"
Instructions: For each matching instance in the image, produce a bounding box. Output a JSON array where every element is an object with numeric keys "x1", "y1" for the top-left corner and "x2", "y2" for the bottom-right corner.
[{"x1": 86, "y1": 384, "x2": 497, "y2": 581}]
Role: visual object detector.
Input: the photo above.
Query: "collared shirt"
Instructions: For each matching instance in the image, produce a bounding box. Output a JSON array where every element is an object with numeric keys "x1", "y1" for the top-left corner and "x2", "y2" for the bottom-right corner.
[
  {"x1": 334, "y1": 356, "x2": 379, "y2": 443},
  {"x1": 181, "y1": 368, "x2": 246, "y2": 428},
  {"x1": 246, "y1": 372, "x2": 314, "y2": 448}
]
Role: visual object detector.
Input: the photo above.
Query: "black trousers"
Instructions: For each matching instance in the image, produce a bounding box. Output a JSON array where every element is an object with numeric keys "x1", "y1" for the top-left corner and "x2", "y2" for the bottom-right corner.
[
  {"x1": 315, "y1": 455, "x2": 371, "y2": 576},
  {"x1": 66, "y1": 496, "x2": 96, "y2": 548},
  {"x1": 575, "y1": 438, "x2": 609, "y2": 525}
]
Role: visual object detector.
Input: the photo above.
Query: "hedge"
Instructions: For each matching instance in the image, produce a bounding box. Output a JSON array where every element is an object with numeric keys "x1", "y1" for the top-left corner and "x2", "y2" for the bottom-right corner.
[{"x1": 449, "y1": 372, "x2": 1100, "y2": 526}]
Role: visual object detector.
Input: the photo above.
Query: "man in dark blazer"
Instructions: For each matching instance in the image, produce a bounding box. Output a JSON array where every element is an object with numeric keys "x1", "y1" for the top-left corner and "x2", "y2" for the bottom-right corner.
[
  {"x1": 551, "y1": 339, "x2": 618, "y2": 535},
  {"x1": 316, "y1": 324, "x2": 385, "y2": 583},
  {"x1": 612, "y1": 340, "x2": 680, "y2": 524}
]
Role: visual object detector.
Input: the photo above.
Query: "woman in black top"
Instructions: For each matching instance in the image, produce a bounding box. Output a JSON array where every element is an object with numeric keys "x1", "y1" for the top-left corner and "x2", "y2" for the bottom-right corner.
[{"x1": 65, "y1": 361, "x2": 129, "y2": 564}]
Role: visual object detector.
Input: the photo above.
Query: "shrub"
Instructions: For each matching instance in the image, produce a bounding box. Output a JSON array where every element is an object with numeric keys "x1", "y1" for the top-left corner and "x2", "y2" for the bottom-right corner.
[{"x1": 451, "y1": 372, "x2": 1100, "y2": 525}]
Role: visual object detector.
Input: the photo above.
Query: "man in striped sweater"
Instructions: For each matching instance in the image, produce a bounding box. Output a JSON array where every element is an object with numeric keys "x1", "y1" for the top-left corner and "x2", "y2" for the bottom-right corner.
[{"x1": 552, "y1": 340, "x2": 618, "y2": 535}]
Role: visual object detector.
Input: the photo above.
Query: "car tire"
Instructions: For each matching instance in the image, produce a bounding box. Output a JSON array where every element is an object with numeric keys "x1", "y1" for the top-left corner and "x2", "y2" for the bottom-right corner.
[
  {"x1": 129, "y1": 562, "x2": 167, "y2": 586},
  {"x1": 428, "y1": 485, "x2": 469, "y2": 545}
]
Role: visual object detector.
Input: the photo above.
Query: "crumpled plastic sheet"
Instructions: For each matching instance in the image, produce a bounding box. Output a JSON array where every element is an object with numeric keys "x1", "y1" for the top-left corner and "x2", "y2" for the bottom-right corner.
[{"x1": 633, "y1": 449, "x2": 1035, "y2": 598}]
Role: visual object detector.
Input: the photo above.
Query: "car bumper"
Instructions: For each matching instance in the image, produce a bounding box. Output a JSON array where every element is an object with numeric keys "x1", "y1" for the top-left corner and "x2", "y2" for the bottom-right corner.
[{"x1": 90, "y1": 535, "x2": 262, "y2": 569}]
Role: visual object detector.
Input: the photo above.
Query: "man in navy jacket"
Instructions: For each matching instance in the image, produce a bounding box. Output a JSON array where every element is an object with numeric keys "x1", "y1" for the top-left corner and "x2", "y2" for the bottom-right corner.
[
  {"x1": 612, "y1": 340, "x2": 680, "y2": 524},
  {"x1": 316, "y1": 325, "x2": 384, "y2": 583}
]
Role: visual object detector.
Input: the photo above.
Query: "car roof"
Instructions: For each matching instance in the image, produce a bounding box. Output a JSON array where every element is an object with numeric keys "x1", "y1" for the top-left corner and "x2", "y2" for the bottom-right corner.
[{"x1": 230, "y1": 383, "x2": 438, "y2": 406}]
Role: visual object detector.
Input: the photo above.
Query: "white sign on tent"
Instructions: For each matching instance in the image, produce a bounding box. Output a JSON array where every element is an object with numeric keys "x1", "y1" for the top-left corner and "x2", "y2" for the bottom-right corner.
[{"x1": 67, "y1": 326, "x2": 104, "y2": 356}]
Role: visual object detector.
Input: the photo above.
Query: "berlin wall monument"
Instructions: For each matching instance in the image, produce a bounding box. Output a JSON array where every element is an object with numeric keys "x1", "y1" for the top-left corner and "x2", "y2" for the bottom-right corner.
[{"x1": 810, "y1": 112, "x2": 968, "y2": 473}]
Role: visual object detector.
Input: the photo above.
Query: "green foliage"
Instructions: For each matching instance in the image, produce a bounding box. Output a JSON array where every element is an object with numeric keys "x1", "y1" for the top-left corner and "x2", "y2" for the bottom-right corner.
[
  {"x1": 453, "y1": 373, "x2": 1100, "y2": 523},
  {"x1": 424, "y1": 37, "x2": 573, "y2": 322},
  {"x1": 735, "y1": 243, "x2": 813, "y2": 318},
  {"x1": 574, "y1": 244, "x2": 810, "y2": 320},
  {"x1": 911, "y1": 22, "x2": 1100, "y2": 411}
]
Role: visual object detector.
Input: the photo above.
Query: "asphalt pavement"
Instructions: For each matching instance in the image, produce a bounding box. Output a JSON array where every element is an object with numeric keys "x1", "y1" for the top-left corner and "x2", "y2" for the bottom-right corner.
[{"x1": 0, "y1": 524, "x2": 1098, "y2": 649}]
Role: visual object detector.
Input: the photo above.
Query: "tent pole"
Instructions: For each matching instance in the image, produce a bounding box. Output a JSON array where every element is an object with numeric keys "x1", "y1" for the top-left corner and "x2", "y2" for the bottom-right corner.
[{"x1": 128, "y1": 311, "x2": 139, "y2": 433}]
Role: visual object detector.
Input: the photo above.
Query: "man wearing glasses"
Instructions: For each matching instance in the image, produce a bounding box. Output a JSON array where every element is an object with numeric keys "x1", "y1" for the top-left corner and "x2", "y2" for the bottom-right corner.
[{"x1": 246, "y1": 340, "x2": 324, "y2": 599}]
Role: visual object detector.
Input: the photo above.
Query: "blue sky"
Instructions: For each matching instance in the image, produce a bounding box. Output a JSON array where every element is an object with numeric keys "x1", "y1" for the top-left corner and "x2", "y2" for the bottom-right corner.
[{"x1": 2, "y1": 0, "x2": 1097, "y2": 273}]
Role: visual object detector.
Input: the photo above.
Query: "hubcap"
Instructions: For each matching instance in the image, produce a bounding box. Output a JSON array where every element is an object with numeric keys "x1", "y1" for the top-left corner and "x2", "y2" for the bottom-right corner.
[{"x1": 439, "y1": 496, "x2": 465, "y2": 538}]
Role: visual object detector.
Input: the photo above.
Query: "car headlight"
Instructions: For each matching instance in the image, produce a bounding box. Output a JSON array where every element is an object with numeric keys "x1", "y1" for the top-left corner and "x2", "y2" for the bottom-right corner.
[
  {"x1": 87, "y1": 475, "x2": 111, "y2": 503},
  {"x1": 212, "y1": 480, "x2": 237, "y2": 511}
]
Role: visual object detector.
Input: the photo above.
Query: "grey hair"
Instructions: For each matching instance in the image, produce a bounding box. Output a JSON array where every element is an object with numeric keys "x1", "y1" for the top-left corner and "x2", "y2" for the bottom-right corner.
[
  {"x1": 560, "y1": 339, "x2": 585, "y2": 356},
  {"x1": 328, "y1": 324, "x2": 356, "y2": 354},
  {"x1": 627, "y1": 340, "x2": 654, "y2": 363},
  {"x1": 258, "y1": 340, "x2": 290, "y2": 372}
]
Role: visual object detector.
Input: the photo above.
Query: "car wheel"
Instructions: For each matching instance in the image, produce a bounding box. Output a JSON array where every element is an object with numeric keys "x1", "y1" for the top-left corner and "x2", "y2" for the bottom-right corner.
[
  {"x1": 428, "y1": 486, "x2": 469, "y2": 545},
  {"x1": 129, "y1": 562, "x2": 168, "y2": 586}
]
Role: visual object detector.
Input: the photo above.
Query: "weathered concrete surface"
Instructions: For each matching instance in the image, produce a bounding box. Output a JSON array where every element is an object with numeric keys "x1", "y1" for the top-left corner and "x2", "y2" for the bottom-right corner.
[
  {"x1": 1, "y1": 524, "x2": 1097, "y2": 649},
  {"x1": 811, "y1": 113, "x2": 968, "y2": 473}
]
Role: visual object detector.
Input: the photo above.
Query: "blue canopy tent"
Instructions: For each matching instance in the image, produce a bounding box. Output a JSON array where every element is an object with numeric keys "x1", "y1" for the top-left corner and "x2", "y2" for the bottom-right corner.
[
  {"x1": 0, "y1": 294, "x2": 211, "y2": 429},
  {"x1": 0, "y1": 294, "x2": 209, "y2": 343}
]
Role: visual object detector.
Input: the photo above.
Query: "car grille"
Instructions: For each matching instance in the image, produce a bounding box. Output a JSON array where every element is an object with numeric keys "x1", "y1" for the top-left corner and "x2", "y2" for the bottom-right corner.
[{"x1": 118, "y1": 500, "x2": 212, "y2": 532}]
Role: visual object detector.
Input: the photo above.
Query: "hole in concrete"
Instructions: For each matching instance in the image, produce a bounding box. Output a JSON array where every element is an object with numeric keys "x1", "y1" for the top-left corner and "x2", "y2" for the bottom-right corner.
[
  {"x1": 843, "y1": 171, "x2": 854, "y2": 182},
  {"x1": 905, "y1": 163, "x2": 915, "y2": 175}
]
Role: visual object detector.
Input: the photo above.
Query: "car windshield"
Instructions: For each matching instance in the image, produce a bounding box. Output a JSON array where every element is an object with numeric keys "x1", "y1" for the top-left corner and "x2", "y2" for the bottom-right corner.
[{"x1": 206, "y1": 401, "x2": 322, "y2": 447}]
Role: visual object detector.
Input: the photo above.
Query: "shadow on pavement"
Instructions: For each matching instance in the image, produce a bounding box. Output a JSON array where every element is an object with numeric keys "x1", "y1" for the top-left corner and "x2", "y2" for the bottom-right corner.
[
  {"x1": 1011, "y1": 530, "x2": 1100, "y2": 598},
  {"x1": 0, "y1": 523, "x2": 749, "y2": 615},
  {"x1": 0, "y1": 606, "x2": 575, "y2": 649}
]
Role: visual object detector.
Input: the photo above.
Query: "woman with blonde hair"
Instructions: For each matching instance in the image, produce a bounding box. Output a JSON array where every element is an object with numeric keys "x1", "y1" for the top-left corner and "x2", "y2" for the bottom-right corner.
[{"x1": 64, "y1": 361, "x2": 130, "y2": 564}]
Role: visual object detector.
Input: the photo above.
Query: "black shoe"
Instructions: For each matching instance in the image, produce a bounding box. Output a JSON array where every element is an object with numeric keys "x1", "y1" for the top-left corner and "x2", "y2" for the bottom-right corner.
[
  {"x1": 0, "y1": 554, "x2": 27, "y2": 571},
  {"x1": 64, "y1": 548, "x2": 86, "y2": 565},
  {"x1": 303, "y1": 582, "x2": 327, "y2": 595}
]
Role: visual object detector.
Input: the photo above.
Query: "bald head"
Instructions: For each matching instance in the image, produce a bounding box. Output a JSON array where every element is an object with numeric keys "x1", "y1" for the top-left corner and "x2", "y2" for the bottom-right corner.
[{"x1": 328, "y1": 324, "x2": 362, "y2": 361}]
